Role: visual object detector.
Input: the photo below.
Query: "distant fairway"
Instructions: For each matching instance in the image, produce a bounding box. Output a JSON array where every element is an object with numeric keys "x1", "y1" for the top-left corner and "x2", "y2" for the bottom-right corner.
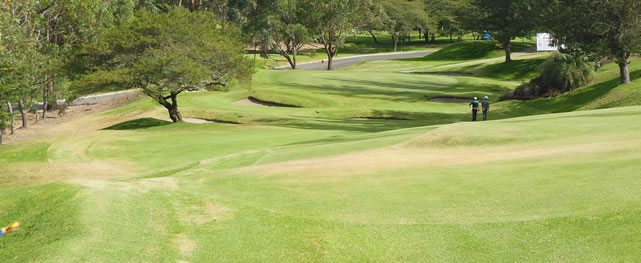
[{"x1": 2, "y1": 43, "x2": 641, "y2": 261}]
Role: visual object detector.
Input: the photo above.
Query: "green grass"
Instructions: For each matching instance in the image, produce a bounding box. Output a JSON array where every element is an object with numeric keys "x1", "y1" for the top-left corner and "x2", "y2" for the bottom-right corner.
[
  {"x1": 0, "y1": 184, "x2": 82, "y2": 261},
  {"x1": 416, "y1": 41, "x2": 535, "y2": 61},
  {"x1": 2, "y1": 43, "x2": 641, "y2": 261}
]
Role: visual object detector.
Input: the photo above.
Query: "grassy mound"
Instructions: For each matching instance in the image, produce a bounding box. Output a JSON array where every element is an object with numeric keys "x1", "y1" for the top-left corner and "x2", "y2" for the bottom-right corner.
[
  {"x1": 496, "y1": 57, "x2": 641, "y2": 116},
  {"x1": 420, "y1": 41, "x2": 534, "y2": 61}
]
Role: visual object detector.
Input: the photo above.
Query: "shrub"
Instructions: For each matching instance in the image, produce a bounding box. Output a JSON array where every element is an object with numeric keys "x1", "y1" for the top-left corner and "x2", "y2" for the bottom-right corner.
[
  {"x1": 539, "y1": 52, "x2": 594, "y2": 93},
  {"x1": 502, "y1": 52, "x2": 595, "y2": 100}
]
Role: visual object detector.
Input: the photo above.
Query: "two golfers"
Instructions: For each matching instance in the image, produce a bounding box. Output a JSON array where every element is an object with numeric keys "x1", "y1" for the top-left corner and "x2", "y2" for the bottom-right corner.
[{"x1": 469, "y1": 96, "x2": 490, "y2": 121}]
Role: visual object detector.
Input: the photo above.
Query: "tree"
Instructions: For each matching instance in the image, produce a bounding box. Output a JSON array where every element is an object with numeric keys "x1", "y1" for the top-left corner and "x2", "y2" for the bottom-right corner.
[
  {"x1": 3, "y1": 0, "x2": 137, "y2": 122},
  {"x1": 354, "y1": 0, "x2": 389, "y2": 44},
  {"x1": 267, "y1": 0, "x2": 314, "y2": 69},
  {"x1": 382, "y1": 0, "x2": 430, "y2": 51},
  {"x1": 307, "y1": 0, "x2": 370, "y2": 70},
  {"x1": 0, "y1": 10, "x2": 46, "y2": 130},
  {"x1": 0, "y1": 109, "x2": 9, "y2": 145},
  {"x1": 424, "y1": 0, "x2": 469, "y2": 42},
  {"x1": 470, "y1": 0, "x2": 542, "y2": 62},
  {"x1": 78, "y1": 8, "x2": 252, "y2": 122},
  {"x1": 550, "y1": 0, "x2": 641, "y2": 84}
]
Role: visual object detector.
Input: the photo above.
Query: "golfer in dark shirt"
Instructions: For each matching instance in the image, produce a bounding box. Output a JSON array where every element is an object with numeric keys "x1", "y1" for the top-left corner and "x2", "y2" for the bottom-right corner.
[{"x1": 469, "y1": 97, "x2": 480, "y2": 121}]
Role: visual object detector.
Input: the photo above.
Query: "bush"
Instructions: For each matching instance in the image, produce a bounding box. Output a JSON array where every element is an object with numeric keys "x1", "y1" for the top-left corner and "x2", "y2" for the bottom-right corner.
[
  {"x1": 501, "y1": 78, "x2": 544, "y2": 100},
  {"x1": 502, "y1": 52, "x2": 594, "y2": 100},
  {"x1": 539, "y1": 52, "x2": 594, "y2": 93}
]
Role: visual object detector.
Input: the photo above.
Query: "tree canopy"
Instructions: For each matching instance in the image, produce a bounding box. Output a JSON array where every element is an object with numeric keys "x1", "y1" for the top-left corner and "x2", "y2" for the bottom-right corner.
[
  {"x1": 549, "y1": 0, "x2": 641, "y2": 84},
  {"x1": 77, "y1": 8, "x2": 252, "y2": 122}
]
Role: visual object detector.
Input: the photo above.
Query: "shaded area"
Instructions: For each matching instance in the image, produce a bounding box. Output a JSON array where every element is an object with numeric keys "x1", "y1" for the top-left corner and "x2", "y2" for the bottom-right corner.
[
  {"x1": 404, "y1": 41, "x2": 534, "y2": 62},
  {"x1": 270, "y1": 77, "x2": 506, "y2": 104},
  {"x1": 103, "y1": 118, "x2": 172, "y2": 130},
  {"x1": 236, "y1": 96, "x2": 301, "y2": 108},
  {"x1": 497, "y1": 69, "x2": 641, "y2": 116},
  {"x1": 428, "y1": 96, "x2": 471, "y2": 103},
  {"x1": 474, "y1": 58, "x2": 545, "y2": 81}
]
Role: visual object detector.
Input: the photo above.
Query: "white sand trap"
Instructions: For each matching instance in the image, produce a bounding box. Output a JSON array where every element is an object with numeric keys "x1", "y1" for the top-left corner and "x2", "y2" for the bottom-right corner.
[
  {"x1": 182, "y1": 118, "x2": 215, "y2": 124},
  {"x1": 234, "y1": 98, "x2": 256, "y2": 106}
]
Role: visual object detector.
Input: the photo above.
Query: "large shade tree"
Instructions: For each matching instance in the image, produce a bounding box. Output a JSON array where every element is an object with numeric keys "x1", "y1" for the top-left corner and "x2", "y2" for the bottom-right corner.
[
  {"x1": 550, "y1": 0, "x2": 641, "y2": 84},
  {"x1": 470, "y1": 0, "x2": 543, "y2": 62},
  {"x1": 78, "y1": 8, "x2": 252, "y2": 122}
]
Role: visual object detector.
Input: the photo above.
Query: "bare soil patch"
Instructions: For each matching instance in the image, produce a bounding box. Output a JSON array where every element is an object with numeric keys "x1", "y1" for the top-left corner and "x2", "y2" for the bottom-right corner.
[
  {"x1": 238, "y1": 141, "x2": 629, "y2": 183},
  {"x1": 3, "y1": 92, "x2": 144, "y2": 145}
]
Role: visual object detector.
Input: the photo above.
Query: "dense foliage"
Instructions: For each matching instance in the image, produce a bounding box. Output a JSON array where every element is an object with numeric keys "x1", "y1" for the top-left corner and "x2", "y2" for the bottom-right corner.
[
  {"x1": 507, "y1": 52, "x2": 595, "y2": 99},
  {"x1": 77, "y1": 8, "x2": 252, "y2": 122}
]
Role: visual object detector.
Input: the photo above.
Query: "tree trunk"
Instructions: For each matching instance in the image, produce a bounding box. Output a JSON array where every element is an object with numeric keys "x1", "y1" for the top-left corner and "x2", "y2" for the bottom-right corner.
[
  {"x1": 617, "y1": 52, "x2": 631, "y2": 84},
  {"x1": 393, "y1": 34, "x2": 398, "y2": 52},
  {"x1": 619, "y1": 61, "x2": 631, "y2": 84},
  {"x1": 167, "y1": 94, "x2": 183, "y2": 123},
  {"x1": 423, "y1": 30, "x2": 429, "y2": 43},
  {"x1": 431, "y1": 33, "x2": 436, "y2": 42},
  {"x1": 18, "y1": 99, "x2": 27, "y2": 129},
  {"x1": 7, "y1": 102, "x2": 14, "y2": 135},
  {"x1": 503, "y1": 39, "x2": 512, "y2": 62},
  {"x1": 0, "y1": 126, "x2": 3, "y2": 145},
  {"x1": 326, "y1": 54, "x2": 333, "y2": 70},
  {"x1": 168, "y1": 106, "x2": 182, "y2": 123},
  {"x1": 42, "y1": 80, "x2": 48, "y2": 123},
  {"x1": 292, "y1": 48, "x2": 297, "y2": 70},
  {"x1": 368, "y1": 30, "x2": 378, "y2": 44},
  {"x1": 449, "y1": 34, "x2": 453, "y2": 42}
]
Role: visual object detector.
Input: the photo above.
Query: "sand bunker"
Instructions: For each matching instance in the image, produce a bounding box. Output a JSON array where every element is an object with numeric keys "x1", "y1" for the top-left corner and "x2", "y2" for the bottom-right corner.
[{"x1": 181, "y1": 118, "x2": 240, "y2": 124}]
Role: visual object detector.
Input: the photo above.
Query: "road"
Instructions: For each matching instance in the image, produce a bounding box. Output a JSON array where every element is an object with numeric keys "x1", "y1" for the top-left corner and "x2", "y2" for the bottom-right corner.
[
  {"x1": 71, "y1": 89, "x2": 140, "y2": 106},
  {"x1": 274, "y1": 50, "x2": 435, "y2": 70}
]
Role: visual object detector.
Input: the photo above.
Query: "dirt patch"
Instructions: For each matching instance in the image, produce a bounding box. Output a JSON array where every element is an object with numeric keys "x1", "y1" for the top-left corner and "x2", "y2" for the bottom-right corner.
[
  {"x1": 238, "y1": 141, "x2": 630, "y2": 183},
  {"x1": 428, "y1": 97, "x2": 471, "y2": 103},
  {"x1": 234, "y1": 96, "x2": 300, "y2": 108},
  {"x1": 3, "y1": 92, "x2": 145, "y2": 145},
  {"x1": 176, "y1": 234, "x2": 196, "y2": 261},
  {"x1": 179, "y1": 202, "x2": 233, "y2": 225}
]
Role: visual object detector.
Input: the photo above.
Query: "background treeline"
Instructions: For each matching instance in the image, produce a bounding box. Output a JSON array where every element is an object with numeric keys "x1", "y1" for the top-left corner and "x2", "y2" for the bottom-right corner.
[{"x1": 1, "y1": 0, "x2": 640, "y2": 143}]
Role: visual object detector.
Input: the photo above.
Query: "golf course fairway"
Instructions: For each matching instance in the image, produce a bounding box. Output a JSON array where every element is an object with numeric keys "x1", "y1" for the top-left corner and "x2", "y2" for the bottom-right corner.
[{"x1": 1, "y1": 44, "x2": 641, "y2": 261}]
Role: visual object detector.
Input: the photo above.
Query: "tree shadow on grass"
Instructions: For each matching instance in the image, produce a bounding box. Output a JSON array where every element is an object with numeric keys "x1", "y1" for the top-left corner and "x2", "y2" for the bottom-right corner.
[
  {"x1": 256, "y1": 110, "x2": 468, "y2": 132},
  {"x1": 271, "y1": 77, "x2": 507, "y2": 103},
  {"x1": 103, "y1": 118, "x2": 172, "y2": 130},
  {"x1": 497, "y1": 69, "x2": 641, "y2": 117}
]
